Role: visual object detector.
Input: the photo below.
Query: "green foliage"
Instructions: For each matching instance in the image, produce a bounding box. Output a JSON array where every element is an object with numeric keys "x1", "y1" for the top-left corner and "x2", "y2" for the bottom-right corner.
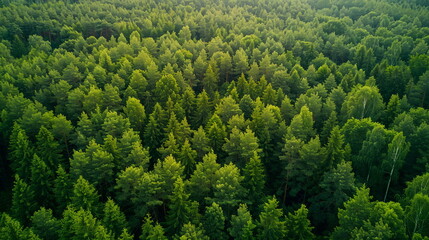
[
  {"x1": 202, "y1": 202, "x2": 227, "y2": 240},
  {"x1": 257, "y1": 197, "x2": 286, "y2": 240},
  {"x1": 102, "y1": 199, "x2": 128, "y2": 238},
  {"x1": 70, "y1": 176, "x2": 100, "y2": 214},
  {"x1": 284, "y1": 205, "x2": 315, "y2": 240},
  {"x1": 1, "y1": 0, "x2": 429, "y2": 238},
  {"x1": 229, "y1": 204, "x2": 256, "y2": 240},
  {"x1": 165, "y1": 177, "x2": 195, "y2": 234},
  {"x1": 30, "y1": 208, "x2": 60, "y2": 240}
]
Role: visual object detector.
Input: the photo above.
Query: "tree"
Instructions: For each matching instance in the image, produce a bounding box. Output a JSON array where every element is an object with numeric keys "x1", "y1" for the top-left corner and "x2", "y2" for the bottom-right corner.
[
  {"x1": 229, "y1": 204, "x2": 256, "y2": 240},
  {"x1": 341, "y1": 85, "x2": 384, "y2": 121},
  {"x1": 188, "y1": 152, "x2": 221, "y2": 204},
  {"x1": 141, "y1": 215, "x2": 167, "y2": 240},
  {"x1": 70, "y1": 176, "x2": 100, "y2": 214},
  {"x1": 325, "y1": 126, "x2": 346, "y2": 169},
  {"x1": 233, "y1": 48, "x2": 249, "y2": 78},
  {"x1": 285, "y1": 205, "x2": 315, "y2": 240},
  {"x1": 202, "y1": 65, "x2": 218, "y2": 97},
  {"x1": 211, "y1": 163, "x2": 246, "y2": 213},
  {"x1": 0, "y1": 213, "x2": 42, "y2": 240},
  {"x1": 129, "y1": 70, "x2": 148, "y2": 100},
  {"x1": 30, "y1": 208, "x2": 60, "y2": 240},
  {"x1": 257, "y1": 197, "x2": 286, "y2": 240},
  {"x1": 30, "y1": 154, "x2": 53, "y2": 207},
  {"x1": 154, "y1": 74, "x2": 179, "y2": 103},
  {"x1": 124, "y1": 97, "x2": 146, "y2": 133},
  {"x1": 194, "y1": 90, "x2": 212, "y2": 127},
  {"x1": 178, "y1": 139, "x2": 197, "y2": 178},
  {"x1": 60, "y1": 207, "x2": 111, "y2": 240},
  {"x1": 191, "y1": 126, "x2": 211, "y2": 159},
  {"x1": 288, "y1": 105, "x2": 315, "y2": 141},
  {"x1": 286, "y1": 136, "x2": 325, "y2": 198},
  {"x1": 103, "y1": 84, "x2": 122, "y2": 111},
  {"x1": 70, "y1": 140, "x2": 114, "y2": 189},
  {"x1": 383, "y1": 132, "x2": 410, "y2": 201},
  {"x1": 332, "y1": 186, "x2": 374, "y2": 240},
  {"x1": 178, "y1": 223, "x2": 209, "y2": 240},
  {"x1": 165, "y1": 177, "x2": 195, "y2": 235},
  {"x1": 35, "y1": 126, "x2": 63, "y2": 171},
  {"x1": 11, "y1": 175, "x2": 37, "y2": 225},
  {"x1": 243, "y1": 151, "x2": 266, "y2": 208},
  {"x1": 9, "y1": 124, "x2": 33, "y2": 181},
  {"x1": 102, "y1": 199, "x2": 128, "y2": 238},
  {"x1": 53, "y1": 165, "x2": 71, "y2": 213},
  {"x1": 158, "y1": 133, "x2": 180, "y2": 159},
  {"x1": 200, "y1": 203, "x2": 226, "y2": 240},
  {"x1": 406, "y1": 193, "x2": 429, "y2": 237},
  {"x1": 153, "y1": 155, "x2": 184, "y2": 201},
  {"x1": 223, "y1": 127, "x2": 261, "y2": 168}
]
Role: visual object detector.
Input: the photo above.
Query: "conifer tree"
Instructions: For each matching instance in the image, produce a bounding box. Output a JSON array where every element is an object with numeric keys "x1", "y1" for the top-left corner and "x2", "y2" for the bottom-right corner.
[
  {"x1": 102, "y1": 199, "x2": 128, "y2": 238},
  {"x1": 11, "y1": 175, "x2": 37, "y2": 225},
  {"x1": 70, "y1": 176, "x2": 100, "y2": 214},
  {"x1": 30, "y1": 208, "x2": 60, "y2": 240},
  {"x1": 30, "y1": 154, "x2": 53, "y2": 207},
  {"x1": 178, "y1": 139, "x2": 197, "y2": 178},
  {"x1": 53, "y1": 165, "x2": 71, "y2": 214},
  {"x1": 284, "y1": 205, "x2": 315, "y2": 240},
  {"x1": 178, "y1": 223, "x2": 209, "y2": 240},
  {"x1": 243, "y1": 151, "x2": 266, "y2": 208},
  {"x1": 257, "y1": 197, "x2": 286, "y2": 240},
  {"x1": 9, "y1": 124, "x2": 33, "y2": 181},
  {"x1": 229, "y1": 204, "x2": 256, "y2": 240},
  {"x1": 165, "y1": 177, "x2": 195, "y2": 235},
  {"x1": 35, "y1": 126, "x2": 63, "y2": 171},
  {"x1": 202, "y1": 202, "x2": 227, "y2": 240}
]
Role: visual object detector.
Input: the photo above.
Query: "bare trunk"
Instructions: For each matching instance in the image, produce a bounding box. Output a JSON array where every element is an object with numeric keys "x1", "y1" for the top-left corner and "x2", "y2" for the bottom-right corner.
[{"x1": 384, "y1": 145, "x2": 400, "y2": 201}]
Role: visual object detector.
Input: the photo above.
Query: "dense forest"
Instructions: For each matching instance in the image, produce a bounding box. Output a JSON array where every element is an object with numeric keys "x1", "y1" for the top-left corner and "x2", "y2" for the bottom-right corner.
[{"x1": 1, "y1": 0, "x2": 429, "y2": 239}]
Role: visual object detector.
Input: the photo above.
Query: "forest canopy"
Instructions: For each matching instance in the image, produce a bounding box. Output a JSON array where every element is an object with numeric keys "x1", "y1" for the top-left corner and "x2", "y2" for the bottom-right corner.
[{"x1": 1, "y1": 0, "x2": 429, "y2": 239}]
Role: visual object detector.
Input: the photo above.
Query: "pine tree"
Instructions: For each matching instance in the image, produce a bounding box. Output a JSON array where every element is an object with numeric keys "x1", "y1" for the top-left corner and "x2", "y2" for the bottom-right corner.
[
  {"x1": 284, "y1": 205, "x2": 315, "y2": 240},
  {"x1": 165, "y1": 177, "x2": 195, "y2": 235},
  {"x1": 202, "y1": 202, "x2": 227, "y2": 240},
  {"x1": 243, "y1": 151, "x2": 266, "y2": 209},
  {"x1": 203, "y1": 65, "x2": 218, "y2": 97},
  {"x1": 11, "y1": 175, "x2": 37, "y2": 225},
  {"x1": 53, "y1": 165, "x2": 71, "y2": 214},
  {"x1": 158, "y1": 133, "x2": 180, "y2": 159},
  {"x1": 212, "y1": 163, "x2": 246, "y2": 214},
  {"x1": 191, "y1": 126, "x2": 211, "y2": 159},
  {"x1": 178, "y1": 139, "x2": 197, "y2": 178},
  {"x1": 9, "y1": 124, "x2": 33, "y2": 181},
  {"x1": 35, "y1": 126, "x2": 63, "y2": 171},
  {"x1": 30, "y1": 208, "x2": 60, "y2": 240},
  {"x1": 257, "y1": 197, "x2": 286, "y2": 240},
  {"x1": 325, "y1": 126, "x2": 346, "y2": 169},
  {"x1": 194, "y1": 90, "x2": 212, "y2": 127},
  {"x1": 223, "y1": 127, "x2": 261, "y2": 168},
  {"x1": 30, "y1": 154, "x2": 53, "y2": 207},
  {"x1": 229, "y1": 204, "x2": 256, "y2": 240},
  {"x1": 124, "y1": 97, "x2": 146, "y2": 133},
  {"x1": 102, "y1": 199, "x2": 128, "y2": 238},
  {"x1": 288, "y1": 105, "x2": 315, "y2": 141},
  {"x1": 1, "y1": 213, "x2": 42, "y2": 240},
  {"x1": 178, "y1": 223, "x2": 209, "y2": 240},
  {"x1": 70, "y1": 176, "x2": 100, "y2": 214},
  {"x1": 118, "y1": 229, "x2": 134, "y2": 240},
  {"x1": 188, "y1": 152, "x2": 221, "y2": 204}
]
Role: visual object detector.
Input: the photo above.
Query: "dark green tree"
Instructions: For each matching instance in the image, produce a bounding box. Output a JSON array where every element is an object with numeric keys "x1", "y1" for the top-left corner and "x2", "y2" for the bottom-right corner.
[
  {"x1": 285, "y1": 205, "x2": 315, "y2": 240},
  {"x1": 11, "y1": 175, "x2": 37, "y2": 225},
  {"x1": 202, "y1": 202, "x2": 227, "y2": 240},
  {"x1": 257, "y1": 197, "x2": 286, "y2": 240}
]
